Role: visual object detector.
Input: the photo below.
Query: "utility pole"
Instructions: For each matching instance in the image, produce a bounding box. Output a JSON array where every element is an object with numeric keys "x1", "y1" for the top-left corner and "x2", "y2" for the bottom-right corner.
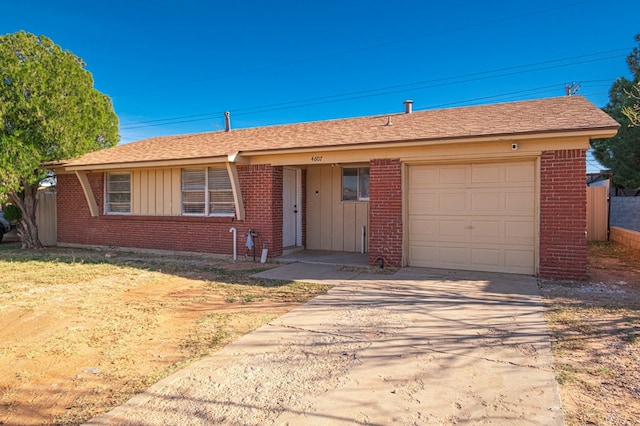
[{"x1": 565, "y1": 82, "x2": 581, "y2": 96}]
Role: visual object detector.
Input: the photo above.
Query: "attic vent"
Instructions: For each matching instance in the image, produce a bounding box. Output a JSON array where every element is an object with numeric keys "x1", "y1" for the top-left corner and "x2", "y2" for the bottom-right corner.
[{"x1": 404, "y1": 100, "x2": 413, "y2": 114}]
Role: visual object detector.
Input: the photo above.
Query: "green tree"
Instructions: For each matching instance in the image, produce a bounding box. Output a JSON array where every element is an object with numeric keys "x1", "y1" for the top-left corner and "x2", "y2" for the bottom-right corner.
[
  {"x1": 591, "y1": 34, "x2": 640, "y2": 189},
  {"x1": 622, "y1": 82, "x2": 640, "y2": 126},
  {"x1": 0, "y1": 31, "x2": 119, "y2": 248}
]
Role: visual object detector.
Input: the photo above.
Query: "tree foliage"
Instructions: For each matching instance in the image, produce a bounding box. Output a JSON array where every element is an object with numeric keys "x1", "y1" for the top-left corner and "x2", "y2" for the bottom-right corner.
[
  {"x1": 622, "y1": 82, "x2": 640, "y2": 126},
  {"x1": 591, "y1": 34, "x2": 640, "y2": 189},
  {"x1": 0, "y1": 31, "x2": 119, "y2": 247}
]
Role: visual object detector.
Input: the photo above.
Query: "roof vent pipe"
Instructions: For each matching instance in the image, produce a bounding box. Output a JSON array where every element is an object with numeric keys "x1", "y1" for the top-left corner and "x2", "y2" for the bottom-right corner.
[
  {"x1": 404, "y1": 100, "x2": 413, "y2": 114},
  {"x1": 224, "y1": 111, "x2": 231, "y2": 132}
]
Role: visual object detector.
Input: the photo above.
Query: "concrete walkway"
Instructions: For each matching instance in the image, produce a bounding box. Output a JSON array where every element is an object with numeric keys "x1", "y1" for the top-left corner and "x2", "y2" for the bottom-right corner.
[{"x1": 87, "y1": 265, "x2": 563, "y2": 425}]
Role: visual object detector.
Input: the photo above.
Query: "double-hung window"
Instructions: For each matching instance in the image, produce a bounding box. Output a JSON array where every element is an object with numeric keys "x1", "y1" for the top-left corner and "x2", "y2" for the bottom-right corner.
[
  {"x1": 105, "y1": 172, "x2": 131, "y2": 214},
  {"x1": 342, "y1": 167, "x2": 370, "y2": 201},
  {"x1": 181, "y1": 166, "x2": 235, "y2": 216}
]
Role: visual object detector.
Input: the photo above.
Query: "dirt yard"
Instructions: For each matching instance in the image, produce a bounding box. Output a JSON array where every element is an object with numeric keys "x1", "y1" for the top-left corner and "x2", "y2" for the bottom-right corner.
[
  {"x1": 1, "y1": 241, "x2": 639, "y2": 425},
  {"x1": 0, "y1": 245, "x2": 330, "y2": 425},
  {"x1": 540, "y1": 242, "x2": 640, "y2": 425}
]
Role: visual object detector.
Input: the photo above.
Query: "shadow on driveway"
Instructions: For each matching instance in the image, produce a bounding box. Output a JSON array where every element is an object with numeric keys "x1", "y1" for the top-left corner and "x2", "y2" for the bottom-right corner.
[{"x1": 87, "y1": 265, "x2": 563, "y2": 425}]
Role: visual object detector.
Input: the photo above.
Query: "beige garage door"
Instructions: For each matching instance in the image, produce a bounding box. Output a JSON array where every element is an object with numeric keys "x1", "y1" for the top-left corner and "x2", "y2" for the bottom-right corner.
[{"x1": 408, "y1": 161, "x2": 535, "y2": 274}]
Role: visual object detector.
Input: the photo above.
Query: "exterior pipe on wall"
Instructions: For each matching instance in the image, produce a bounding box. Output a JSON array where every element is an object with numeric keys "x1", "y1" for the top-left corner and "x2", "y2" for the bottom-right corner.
[
  {"x1": 361, "y1": 225, "x2": 366, "y2": 254},
  {"x1": 229, "y1": 227, "x2": 237, "y2": 261},
  {"x1": 224, "y1": 111, "x2": 231, "y2": 132}
]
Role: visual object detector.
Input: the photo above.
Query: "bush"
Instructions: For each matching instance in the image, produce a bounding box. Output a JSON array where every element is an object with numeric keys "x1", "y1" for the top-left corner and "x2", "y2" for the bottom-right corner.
[{"x1": 2, "y1": 204, "x2": 21, "y2": 222}]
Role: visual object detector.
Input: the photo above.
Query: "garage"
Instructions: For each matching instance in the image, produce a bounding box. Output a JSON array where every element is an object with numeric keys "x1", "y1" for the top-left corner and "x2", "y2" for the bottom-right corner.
[{"x1": 407, "y1": 160, "x2": 536, "y2": 274}]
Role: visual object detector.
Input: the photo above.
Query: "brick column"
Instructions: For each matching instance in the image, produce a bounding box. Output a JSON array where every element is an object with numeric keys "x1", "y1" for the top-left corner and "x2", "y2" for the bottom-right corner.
[
  {"x1": 239, "y1": 164, "x2": 283, "y2": 257},
  {"x1": 539, "y1": 149, "x2": 587, "y2": 279},
  {"x1": 369, "y1": 159, "x2": 402, "y2": 267}
]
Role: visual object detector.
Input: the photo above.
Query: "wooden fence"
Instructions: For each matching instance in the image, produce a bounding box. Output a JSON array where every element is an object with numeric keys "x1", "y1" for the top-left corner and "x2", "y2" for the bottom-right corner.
[
  {"x1": 36, "y1": 189, "x2": 57, "y2": 246},
  {"x1": 586, "y1": 186, "x2": 608, "y2": 241}
]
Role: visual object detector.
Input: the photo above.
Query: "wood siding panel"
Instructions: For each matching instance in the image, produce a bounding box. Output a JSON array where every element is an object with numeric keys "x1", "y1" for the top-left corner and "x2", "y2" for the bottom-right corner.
[
  {"x1": 139, "y1": 171, "x2": 148, "y2": 214},
  {"x1": 587, "y1": 186, "x2": 608, "y2": 241},
  {"x1": 147, "y1": 170, "x2": 156, "y2": 215},
  {"x1": 306, "y1": 167, "x2": 322, "y2": 250},
  {"x1": 36, "y1": 190, "x2": 57, "y2": 246},
  {"x1": 171, "y1": 168, "x2": 181, "y2": 215},
  {"x1": 356, "y1": 203, "x2": 369, "y2": 253},
  {"x1": 155, "y1": 170, "x2": 164, "y2": 215},
  {"x1": 331, "y1": 166, "x2": 343, "y2": 251},
  {"x1": 343, "y1": 203, "x2": 356, "y2": 251},
  {"x1": 132, "y1": 170, "x2": 141, "y2": 215},
  {"x1": 163, "y1": 170, "x2": 172, "y2": 215},
  {"x1": 320, "y1": 166, "x2": 333, "y2": 250},
  {"x1": 306, "y1": 165, "x2": 369, "y2": 253}
]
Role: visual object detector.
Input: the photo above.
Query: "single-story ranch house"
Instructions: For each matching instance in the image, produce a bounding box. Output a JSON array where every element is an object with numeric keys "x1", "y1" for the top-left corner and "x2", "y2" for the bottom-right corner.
[{"x1": 54, "y1": 96, "x2": 618, "y2": 279}]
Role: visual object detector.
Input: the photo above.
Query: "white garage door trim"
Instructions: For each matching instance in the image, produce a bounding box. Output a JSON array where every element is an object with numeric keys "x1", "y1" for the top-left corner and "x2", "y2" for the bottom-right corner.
[{"x1": 407, "y1": 160, "x2": 536, "y2": 275}]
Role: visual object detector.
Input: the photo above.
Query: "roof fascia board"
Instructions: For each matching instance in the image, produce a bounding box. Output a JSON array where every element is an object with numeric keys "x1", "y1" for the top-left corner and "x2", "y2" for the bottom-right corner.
[
  {"x1": 64, "y1": 156, "x2": 229, "y2": 172},
  {"x1": 240, "y1": 128, "x2": 618, "y2": 157}
]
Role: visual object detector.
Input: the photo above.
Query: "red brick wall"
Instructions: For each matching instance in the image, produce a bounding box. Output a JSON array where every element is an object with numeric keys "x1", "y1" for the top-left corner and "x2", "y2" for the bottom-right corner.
[
  {"x1": 57, "y1": 165, "x2": 284, "y2": 258},
  {"x1": 539, "y1": 149, "x2": 587, "y2": 279},
  {"x1": 368, "y1": 159, "x2": 403, "y2": 267}
]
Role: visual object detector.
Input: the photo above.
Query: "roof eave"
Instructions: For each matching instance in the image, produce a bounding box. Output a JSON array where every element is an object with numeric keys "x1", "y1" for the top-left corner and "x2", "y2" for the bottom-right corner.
[
  {"x1": 240, "y1": 126, "x2": 620, "y2": 157},
  {"x1": 63, "y1": 155, "x2": 229, "y2": 172},
  {"x1": 61, "y1": 125, "x2": 619, "y2": 171}
]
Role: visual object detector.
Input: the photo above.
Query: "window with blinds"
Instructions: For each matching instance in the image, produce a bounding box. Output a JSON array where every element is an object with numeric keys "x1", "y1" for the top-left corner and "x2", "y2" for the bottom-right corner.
[
  {"x1": 181, "y1": 166, "x2": 235, "y2": 216},
  {"x1": 105, "y1": 173, "x2": 131, "y2": 214}
]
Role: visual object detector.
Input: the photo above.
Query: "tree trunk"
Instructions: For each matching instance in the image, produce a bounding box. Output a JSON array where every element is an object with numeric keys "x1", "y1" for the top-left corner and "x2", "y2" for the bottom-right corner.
[{"x1": 9, "y1": 183, "x2": 43, "y2": 249}]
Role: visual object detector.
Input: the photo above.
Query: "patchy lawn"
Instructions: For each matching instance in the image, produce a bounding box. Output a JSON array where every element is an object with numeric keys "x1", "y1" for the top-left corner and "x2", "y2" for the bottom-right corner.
[
  {"x1": 540, "y1": 242, "x2": 640, "y2": 425},
  {"x1": 0, "y1": 245, "x2": 330, "y2": 425}
]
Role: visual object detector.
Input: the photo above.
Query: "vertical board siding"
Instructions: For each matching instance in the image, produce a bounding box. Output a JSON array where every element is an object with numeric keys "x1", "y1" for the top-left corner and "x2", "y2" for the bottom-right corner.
[
  {"x1": 132, "y1": 170, "x2": 142, "y2": 215},
  {"x1": 306, "y1": 164, "x2": 369, "y2": 252},
  {"x1": 147, "y1": 170, "x2": 156, "y2": 215},
  {"x1": 36, "y1": 189, "x2": 57, "y2": 246},
  {"x1": 128, "y1": 168, "x2": 182, "y2": 216},
  {"x1": 586, "y1": 186, "x2": 608, "y2": 241},
  {"x1": 306, "y1": 167, "x2": 322, "y2": 249},
  {"x1": 171, "y1": 169, "x2": 181, "y2": 215},
  {"x1": 140, "y1": 172, "x2": 148, "y2": 213},
  {"x1": 163, "y1": 170, "x2": 172, "y2": 214}
]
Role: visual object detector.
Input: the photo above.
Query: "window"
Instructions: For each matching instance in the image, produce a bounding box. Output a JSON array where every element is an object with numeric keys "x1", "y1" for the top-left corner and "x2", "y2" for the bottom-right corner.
[
  {"x1": 342, "y1": 167, "x2": 370, "y2": 201},
  {"x1": 181, "y1": 166, "x2": 235, "y2": 216},
  {"x1": 105, "y1": 173, "x2": 131, "y2": 214}
]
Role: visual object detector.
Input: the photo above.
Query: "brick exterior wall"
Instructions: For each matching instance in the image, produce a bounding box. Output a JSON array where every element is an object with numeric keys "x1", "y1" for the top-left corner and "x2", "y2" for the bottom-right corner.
[
  {"x1": 368, "y1": 158, "x2": 403, "y2": 267},
  {"x1": 57, "y1": 165, "x2": 285, "y2": 258},
  {"x1": 610, "y1": 226, "x2": 640, "y2": 251},
  {"x1": 539, "y1": 149, "x2": 587, "y2": 279}
]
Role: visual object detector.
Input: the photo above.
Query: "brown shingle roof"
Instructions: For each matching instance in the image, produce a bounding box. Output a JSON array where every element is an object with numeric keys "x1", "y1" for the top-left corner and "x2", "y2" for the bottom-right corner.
[{"x1": 64, "y1": 96, "x2": 618, "y2": 168}]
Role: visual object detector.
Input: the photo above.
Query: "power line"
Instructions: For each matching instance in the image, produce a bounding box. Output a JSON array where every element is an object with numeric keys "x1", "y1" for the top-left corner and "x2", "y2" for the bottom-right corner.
[
  {"x1": 112, "y1": 0, "x2": 598, "y2": 99},
  {"x1": 120, "y1": 50, "x2": 625, "y2": 130}
]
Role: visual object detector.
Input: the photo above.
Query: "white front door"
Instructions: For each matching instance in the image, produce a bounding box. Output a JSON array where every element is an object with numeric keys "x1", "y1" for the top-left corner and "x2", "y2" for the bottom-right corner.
[{"x1": 283, "y1": 168, "x2": 299, "y2": 248}]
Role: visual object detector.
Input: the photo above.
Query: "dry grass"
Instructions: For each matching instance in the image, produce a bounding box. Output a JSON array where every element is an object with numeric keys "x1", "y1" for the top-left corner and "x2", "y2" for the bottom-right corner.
[
  {"x1": 0, "y1": 245, "x2": 330, "y2": 425},
  {"x1": 540, "y1": 242, "x2": 640, "y2": 426}
]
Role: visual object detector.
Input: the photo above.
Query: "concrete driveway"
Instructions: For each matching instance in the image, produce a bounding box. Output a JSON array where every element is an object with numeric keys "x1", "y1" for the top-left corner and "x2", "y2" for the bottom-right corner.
[{"x1": 87, "y1": 265, "x2": 563, "y2": 425}]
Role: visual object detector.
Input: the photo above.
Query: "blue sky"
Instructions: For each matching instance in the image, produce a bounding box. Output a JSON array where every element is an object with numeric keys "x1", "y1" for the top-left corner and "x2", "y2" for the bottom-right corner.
[{"x1": 2, "y1": 0, "x2": 638, "y2": 171}]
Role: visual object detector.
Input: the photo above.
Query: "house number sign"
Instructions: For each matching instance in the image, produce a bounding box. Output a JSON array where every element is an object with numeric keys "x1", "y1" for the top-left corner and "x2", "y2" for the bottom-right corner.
[{"x1": 311, "y1": 156, "x2": 323, "y2": 162}]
